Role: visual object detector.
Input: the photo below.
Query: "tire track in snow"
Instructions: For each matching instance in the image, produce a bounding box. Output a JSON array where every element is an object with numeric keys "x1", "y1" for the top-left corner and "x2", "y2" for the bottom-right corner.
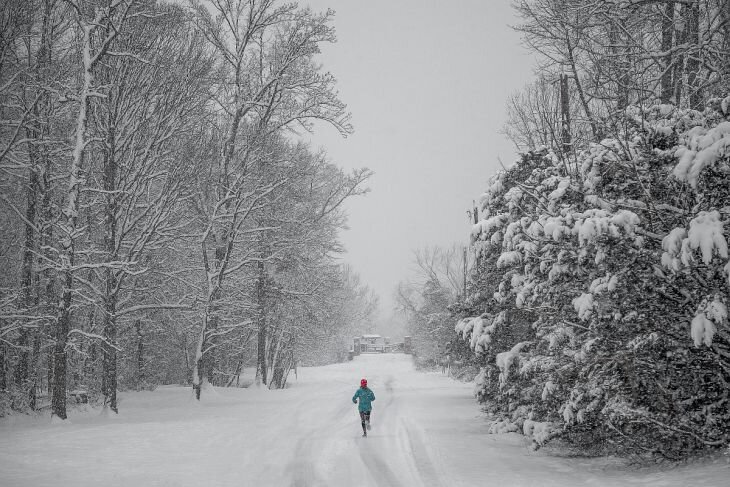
[
  {"x1": 400, "y1": 418, "x2": 445, "y2": 487},
  {"x1": 286, "y1": 392, "x2": 352, "y2": 486},
  {"x1": 359, "y1": 441, "x2": 403, "y2": 487},
  {"x1": 374, "y1": 372, "x2": 444, "y2": 487}
]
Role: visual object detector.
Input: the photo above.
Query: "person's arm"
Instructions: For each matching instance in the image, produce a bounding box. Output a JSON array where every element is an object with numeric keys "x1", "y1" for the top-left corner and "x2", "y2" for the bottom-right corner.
[
  {"x1": 370, "y1": 390, "x2": 375, "y2": 401},
  {"x1": 352, "y1": 390, "x2": 359, "y2": 403}
]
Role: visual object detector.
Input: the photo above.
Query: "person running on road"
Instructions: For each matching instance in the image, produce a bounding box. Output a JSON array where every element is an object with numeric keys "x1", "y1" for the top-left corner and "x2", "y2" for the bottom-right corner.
[{"x1": 352, "y1": 378, "x2": 375, "y2": 437}]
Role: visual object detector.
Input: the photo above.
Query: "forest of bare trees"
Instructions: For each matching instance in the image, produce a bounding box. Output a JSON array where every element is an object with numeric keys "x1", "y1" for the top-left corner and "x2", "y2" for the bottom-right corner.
[
  {"x1": 504, "y1": 0, "x2": 730, "y2": 152},
  {"x1": 0, "y1": 0, "x2": 376, "y2": 419}
]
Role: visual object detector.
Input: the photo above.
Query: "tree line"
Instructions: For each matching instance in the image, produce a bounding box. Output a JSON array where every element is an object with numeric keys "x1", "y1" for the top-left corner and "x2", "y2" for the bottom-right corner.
[
  {"x1": 0, "y1": 0, "x2": 376, "y2": 419},
  {"x1": 401, "y1": 0, "x2": 729, "y2": 458}
]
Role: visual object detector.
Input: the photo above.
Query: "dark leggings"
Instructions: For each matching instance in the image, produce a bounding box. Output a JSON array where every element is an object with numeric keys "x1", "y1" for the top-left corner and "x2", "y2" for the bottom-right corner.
[{"x1": 359, "y1": 410, "x2": 371, "y2": 432}]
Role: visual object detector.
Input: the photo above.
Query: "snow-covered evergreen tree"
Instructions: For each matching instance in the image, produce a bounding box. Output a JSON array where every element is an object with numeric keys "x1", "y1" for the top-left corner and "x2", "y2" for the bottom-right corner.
[{"x1": 460, "y1": 99, "x2": 730, "y2": 457}]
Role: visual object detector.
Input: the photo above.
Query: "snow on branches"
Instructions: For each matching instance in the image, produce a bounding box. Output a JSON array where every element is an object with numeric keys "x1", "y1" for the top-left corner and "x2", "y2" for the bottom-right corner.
[
  {"x1": 674, "y1": 122, "x2": 730, "y2": 189},
  {"x1": 572, "y1": 293, "x2": 594, "y2": 321},
  {"x1": 458, "y1": 99, "x2": 730, "y2": 455},
  {"x1": 496, "y1": 341, "x2": 529, "y2": 386},
  {"x1": 691, "y1": 296, "x2": 727, "y2": 347},
  {"x1": 662, "y1": 211, "x2": 728, "y2": 269}
]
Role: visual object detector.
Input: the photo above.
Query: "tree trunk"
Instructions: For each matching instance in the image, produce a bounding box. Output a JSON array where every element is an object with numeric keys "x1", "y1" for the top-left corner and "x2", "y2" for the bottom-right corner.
[
  {"x1": 267, "y1": 326, "x2": 286, "y2": 388},
  {"x1": 660, "y1": 2, "x2": 675, "y2": 103},
  {"x1": 194, "y1": 221, "x2": 233, "y2": 397},
  {"x1": 0, "y1": 344, "x2": 7, "y2": 392},
  {"x1": 136, "y1": 320, "x2": 144, "y2": 390},
  {"x1": 101, "y1": 282, "x2": 118, "y2": 412},
  {"x1": 722, "y1": 0, "x2": 730, "y2": 82},
  {"x1": 565, "y1": 38, "x2": 600, "y2": 140},
  {"x1": 227, "y1": 360, "x2": 243, "y2": 388},
  {"x1": 204, "y1": 310, "x2": 217, "y2": 386},
  {"x1": 673, "y1": 4, "x2": 687, "y2": 104},
  {"x1": 192, "y1": 323, "x2": 205, "y2": 400},
  {"x1": 193, "y1": 291, "x2": 213, "y2": 396},
  {"x1": 51, "y1": 275, "x2": 71, "y2": 419},
  {"x1": 14, "y1": 163, "x2": 37, "y2": 389},
  {"x1": 256, "y1": 259, "x2": 267, "y2": 386},
  {"x1": 182, "y1": 334, "x2": 190, "y2": 382},
  {"x1": 101, "y1": 90, "x2": 118, "y2": 413},
  {"x1": 53, "y1": 21, "x2": 96, "y2": 420},
  {"x1": 15, "y1": 0, "x2": 54, "y2": 404},
  {"x1": 28, "y1": 332, "x2": 42, "y2": 410},
  {"x1": 38, "y1": 91, "x2": 55, "y2": 412},
  {"x1": 38, "y1": 161, "x2": 54, "y2": 409},
  {"x1": 559, "y1": 72, "x2": 572, "y2": 156},
  {"x1": 609, "y1": 21, "x2": 630, "y2": 111},
  {"x1": 205, "y1": 258, "x2": 222, "y2": 386},
  {"x1": 46, "y1": 347, "x2": 53, "y2": 401},
  {"x1": 685, "y1": 0, "x2": 703, "y2": 109},
  {"x1": 226, "y1": 332, "x2": 252, "y2": 387},
  {"x1": 193, "y1": 276, "x2": 222, "y2": 397},
  {"x1": 197, "y1": 247, "x2": 224, "y2": 394}
]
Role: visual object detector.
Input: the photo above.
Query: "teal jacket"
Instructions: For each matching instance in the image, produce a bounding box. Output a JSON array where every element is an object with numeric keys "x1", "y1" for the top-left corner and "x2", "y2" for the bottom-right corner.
[{"x1": 352, "y1": 387, "x2": 375, "y2": 412}]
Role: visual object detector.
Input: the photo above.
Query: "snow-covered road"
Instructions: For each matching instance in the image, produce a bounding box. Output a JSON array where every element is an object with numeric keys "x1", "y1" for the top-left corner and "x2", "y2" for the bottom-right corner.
[{"x1": 1, "y1": 354, "x2": 727, "y2": 486}]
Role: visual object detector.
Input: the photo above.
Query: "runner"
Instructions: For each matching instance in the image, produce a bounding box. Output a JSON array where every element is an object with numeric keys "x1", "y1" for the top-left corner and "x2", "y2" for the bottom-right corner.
[{"x1": 352, "y1": 378, "x2": 375, "y2": 437}]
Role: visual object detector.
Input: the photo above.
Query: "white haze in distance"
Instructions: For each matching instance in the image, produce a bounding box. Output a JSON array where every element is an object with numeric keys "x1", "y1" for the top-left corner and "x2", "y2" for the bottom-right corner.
[{"x1": 302, "y1": 1, "x2": 535, "y2": 334}]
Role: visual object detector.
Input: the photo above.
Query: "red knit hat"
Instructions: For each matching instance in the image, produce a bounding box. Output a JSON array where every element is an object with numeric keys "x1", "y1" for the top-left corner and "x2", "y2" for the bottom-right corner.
[{"x1": 360, "y1": 378, "x2": 367, "y2": 387}]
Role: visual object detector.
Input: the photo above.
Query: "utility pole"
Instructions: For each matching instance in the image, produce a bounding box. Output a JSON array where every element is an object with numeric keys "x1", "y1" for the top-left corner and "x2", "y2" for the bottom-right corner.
[
  {"x1": 471, "y1": 200, "x2": 480, "y2": 269},
  {"x1": 560, "y1": 71, "x2": 572, "y2": 157},
  {"x1": 462, "y1": 246, "x2": 467, "y2": 299}
]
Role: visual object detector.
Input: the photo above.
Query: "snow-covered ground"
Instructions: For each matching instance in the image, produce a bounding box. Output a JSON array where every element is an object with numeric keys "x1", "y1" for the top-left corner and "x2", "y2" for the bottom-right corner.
[{"x1": 1, "y1": 354, "x2": 728, "y2": 486}]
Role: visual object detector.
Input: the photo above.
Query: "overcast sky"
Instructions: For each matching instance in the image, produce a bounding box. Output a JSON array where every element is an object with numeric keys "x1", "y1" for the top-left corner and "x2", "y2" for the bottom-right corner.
[{"x1": 303, "y1": 1, "x2": 536, "y2": 324}]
